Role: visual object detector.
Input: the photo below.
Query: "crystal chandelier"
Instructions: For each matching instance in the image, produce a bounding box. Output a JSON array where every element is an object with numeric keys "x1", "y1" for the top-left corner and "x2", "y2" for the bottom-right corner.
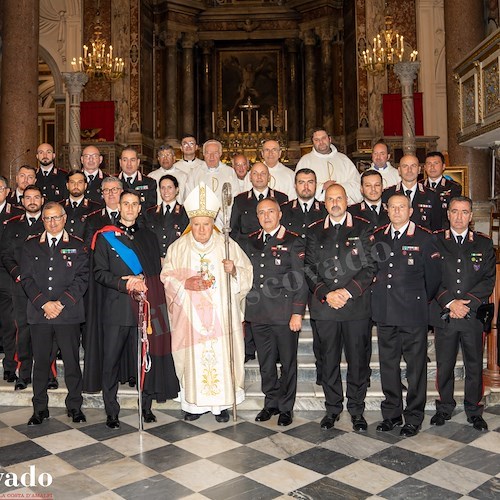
[
  {"x1": 361, "y1": 12, "x2": 418, "y2": 75},
  {"x1": 71, "y1": 6, "x2": 124, "y2": 81}
]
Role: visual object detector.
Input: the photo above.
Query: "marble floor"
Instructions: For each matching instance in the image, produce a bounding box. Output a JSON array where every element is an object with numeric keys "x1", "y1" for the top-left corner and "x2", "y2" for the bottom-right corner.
[{"x1": 0, "y1": 406, "x2": 500, "y2": 499}]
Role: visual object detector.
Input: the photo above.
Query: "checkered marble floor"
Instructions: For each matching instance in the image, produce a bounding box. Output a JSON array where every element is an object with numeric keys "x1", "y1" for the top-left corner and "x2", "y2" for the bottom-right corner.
[{"x1": 1, "y1": 406, "x2": 500, "y2": 499}]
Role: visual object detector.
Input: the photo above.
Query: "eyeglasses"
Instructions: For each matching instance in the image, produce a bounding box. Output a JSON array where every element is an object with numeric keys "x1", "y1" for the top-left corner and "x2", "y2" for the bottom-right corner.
[
  {"x1": 82, "y1": 154, "x2": 100, "y2": 160},
  {"x1": 0, "y1": 186, "x2": 8, "y2": 192},
  {"x1": 181, "y1": 141, "x2": 195, "y2": 147},
  {"x1": 42, "y1": 215, "x2": 65, "y2": 222},
  {"x1": 102, "y1": 187, "x2": 121, "y2": 194},
  {"x1": 158, "y1": 153, "x2": 175, "y2": 158},
  {"x1": 262, "y1": 148, "x2": 280, "y2": 154}
]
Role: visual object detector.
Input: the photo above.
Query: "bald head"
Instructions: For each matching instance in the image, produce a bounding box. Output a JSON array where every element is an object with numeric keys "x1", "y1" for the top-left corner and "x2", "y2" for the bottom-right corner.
[{"x1": 250, "y1": 162, "x2": 270, "y2": 191}]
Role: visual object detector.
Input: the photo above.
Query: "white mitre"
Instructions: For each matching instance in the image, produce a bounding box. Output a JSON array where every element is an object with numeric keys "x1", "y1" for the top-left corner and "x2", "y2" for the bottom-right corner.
[{"x1": 183, "y1": 182, "x2": 220, "y2": 219}]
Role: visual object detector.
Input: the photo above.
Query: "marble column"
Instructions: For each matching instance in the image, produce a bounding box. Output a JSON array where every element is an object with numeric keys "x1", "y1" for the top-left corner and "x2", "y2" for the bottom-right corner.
[
  {"x1": 394, "y1": 62, "x2": 420, "y2": 156},
  {"x1": 0, "y1": 0, "x2": 39, "y2": 184},
  {"x1": 165, "y1": 31, "x2": 179, "y2": 143},
  {"x1": 285, "y1": 38, "x2": 299, "y2": 143},
  {"x1": 62, "y1": 72, "x2": 88, "y2": 169},
  {"x1": 182, "y1": 33, "x2": 197, "y2": 138},
  {"x1": 444, "y1": 0, "x2": 490, "y2": 201},
  {"x1": 302, "y1": 29, "x2": 318, "y2": 141},
  {"x1": 318, "y1": 26, "x2": 334, "y2": 134},
  {"x1": 200, "y1": 41, "x2": 214, "y2": 142}
]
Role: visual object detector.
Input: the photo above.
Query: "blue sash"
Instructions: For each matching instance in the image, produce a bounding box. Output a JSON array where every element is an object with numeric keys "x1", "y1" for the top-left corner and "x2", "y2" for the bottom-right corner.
[{"x1": 102, "y1": 231, "x2": 143, "y2": 275}]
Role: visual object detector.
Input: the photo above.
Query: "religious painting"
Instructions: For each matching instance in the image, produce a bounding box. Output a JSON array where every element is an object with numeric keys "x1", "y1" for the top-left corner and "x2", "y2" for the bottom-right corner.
[
  {"x1": 217, "y1": 47, "x2": 282, "y2": 122},
  {"x1": 445, "y1": 166, "x2": 469, "y2": 197}
]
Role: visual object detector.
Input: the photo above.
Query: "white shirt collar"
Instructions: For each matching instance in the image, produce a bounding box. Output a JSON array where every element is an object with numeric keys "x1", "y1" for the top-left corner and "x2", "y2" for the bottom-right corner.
[
  {"x1": 451, "y1": 228, "x2": 468, "y2": 240},
  {"x1": 299, "y1": 198, "x2": 314, "y2": 211},
  {"x1": 329, "y1": 213, "x2": 347, "y2": 226},
  {"x1": 47, "y1": 230, "x2": 64, "y2": 246},
  {"x1": 264, "y1": 226, "x2": 280, "y2": 238},
  {"x1": 253, "y1": 187, "x2": 269, "y2": 199},
  {"x1": 162, "y1": 201, "x2": 176, "y2": 213},
  {"x1": 0, "y1": 201, "x2": 6, "y2": 213},
  {"x1": 391, "y1": 221, "x2": 410, "y2": 239}
]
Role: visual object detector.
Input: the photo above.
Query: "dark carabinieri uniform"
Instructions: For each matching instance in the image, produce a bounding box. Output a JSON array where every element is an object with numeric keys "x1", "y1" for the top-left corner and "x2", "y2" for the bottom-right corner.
[
  {"x1": 83, "y1": 207, "x2": 116, "y2": 249},
  {"x1": 371, "y1": 221, "x2": 441, "y2": 426},
  {"x1": 348, "y1": 200, "x2": 389, "y2": 231},
  {"x1": 84, "y1": 169, "x2": 108, "y2": 204},
  {"x1": 118, "y1": 171, "x2": 157, "y2": 210},
  {"x1": 20, "y1": 231, "x2": 88, "y2": 415},
  {"x1": 245, "y1": 225, "x2": 307, "y2": 413},
  {"x1": 423, "y1": 177, "x2": 462, "y2": 229},
  {"x1": 305, "y1": 212, "x2": 375, "y2": 417},
  {"x1": 280, "y1": 198, "x2": 327, "y2": 239},
  {"x1": 230, "y1": 189, "x2": 288, "y2": 245},
  {"x1": 36, "y1": 167, "x2": 68, "y2": 202},
  {"x1": 59, "y1": 198, "x2": 102, "y2": 239},
  {"x1": 143, "y1": 203, "x2": 189, "y2": 258},
  {"x1": 429, "y1": 229, "x2": 495, "y2": 418},
  {"x1": 382, "y1": 182, "x2": 442, "y2": 231},
  {"x1": 0, "y1": 214, "x2": 44, "y2": 382},
  {"x1": 0, "y1": 203, "x2": 23, "y2": 379}
]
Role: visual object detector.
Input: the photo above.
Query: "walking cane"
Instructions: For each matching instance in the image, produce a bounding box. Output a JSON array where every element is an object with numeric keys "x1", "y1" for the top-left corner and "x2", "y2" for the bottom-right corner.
[{"x1": 222, "y1": 182, "x2": 237, "y2": 421}]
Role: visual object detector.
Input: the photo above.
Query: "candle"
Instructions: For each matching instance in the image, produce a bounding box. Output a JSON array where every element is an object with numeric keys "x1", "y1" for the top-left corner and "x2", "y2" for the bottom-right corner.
[
  {"x1": 241, "y1": 111, "x2": 244, "y2": 132},
  {"x1": 256, "y1": 110, "x2": 258, "y2": 130},
  {"x1": 270, "y1": 109, "x2": 273, "y2": 131},
  {"x1": 211, "y1": 112, "x2": 215, "y2": 134},
  {"x1": 284, "y1": 110, "x2": 288, "y2": 132},
  {"x1": 226, "y1": 111, "x2": 229, "y2": 133}
]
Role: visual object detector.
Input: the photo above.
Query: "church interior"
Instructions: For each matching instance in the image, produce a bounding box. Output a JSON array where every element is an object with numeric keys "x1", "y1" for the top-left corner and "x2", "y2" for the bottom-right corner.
[{"x1": 1, "y1": 1, "x2": 500, "y2": 499}]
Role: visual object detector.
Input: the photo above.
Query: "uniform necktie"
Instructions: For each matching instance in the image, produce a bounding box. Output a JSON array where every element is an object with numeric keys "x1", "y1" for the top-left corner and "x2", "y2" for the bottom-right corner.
[
  {"x1": 431, "y1": 182, "x2": 437, "y2": 189},
  {"x1": 164, "y1": 205, "x2": 171, "y2": 216},
  {"x1": 258, "y1": 193, "x2": 264, "y2": 201},
  {"x1": 456, "y1": 235, "x2": 463, "y2": 245},
  {"x1": 88, "y1": 174, "x2": 95, "y2": 182},
  {"x1": 126, "y1": 177, "x2": 133, "y2": 185},
  {"x1": 393, "y1": 230, "x2": 400, "y2": 248},
  {"x1": 371, "y1": 204, "x2": 378, "y2": 213},
  {"x1": 43, "y1": 171, "x2": 49, "y2": 177},
  {"x1": 111, "y1": 211, "x2": 118, "y2": 222},
  {"x1": 405, "y1": 190, "x2": 412, "y2": 199},
  {"x1": 49, "y1": 237, "x2": 57, "y2": 256},
  {"x1": 29, "y1": 217, "x2": 36, "y2": 226},
  {"x1": 72, "y1": 201, "x2": 78, "y2": 209},
  {"x1": 303, "y1": 203, "x2": 308, "y2": 213},
  {"x1": 264, "y1": 233, "x2": 271, "y2": 245}
]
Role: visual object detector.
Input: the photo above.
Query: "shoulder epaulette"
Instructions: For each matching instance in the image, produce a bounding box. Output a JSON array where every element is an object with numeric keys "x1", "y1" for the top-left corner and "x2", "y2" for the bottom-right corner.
[
  {"x1": 286, "y1": 229, "x2": 300, "y2": 237},
  {"x1": 70, "y1": 235, "x2": 84, "y2": 242},
  {"x1": 248, "y1": 229, "x2": 261, "y2": 237},
  {"x1": 86, "y1": 208, "x2": 102, "y2": 217},
  {"x1": 353, "y1": 215, "x2": 370, "y2": 224},
  {"x1": 415, "y1": 224, "x2": 432, "y2": 234},
  {"x1": 26, "y1": 234, "x2": 39, "y2": 241},
  {"x1": 5, "y1": 214, "x2": 23, "y2": 223},
  {"x1": 433, "y1": 228, "x2": 446, "y2": 235},
  {"x1": 475, "y1": 231, "x2": 490, "y2": 239},
  {"x1": 308, "y1": 219, "x2": 323, "y2": 229},
  {"x1": 373, "y1": 224, "x2": 390, "y2": 235}
]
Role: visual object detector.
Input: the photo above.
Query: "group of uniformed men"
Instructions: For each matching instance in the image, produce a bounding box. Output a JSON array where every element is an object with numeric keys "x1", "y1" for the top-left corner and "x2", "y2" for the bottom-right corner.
[{"x1": 0, "y1": 128, "x2": 494, "y2": 437}]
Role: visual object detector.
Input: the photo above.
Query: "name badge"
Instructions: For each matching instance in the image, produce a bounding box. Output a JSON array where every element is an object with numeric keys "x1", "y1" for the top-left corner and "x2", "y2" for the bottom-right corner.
[{"x1": 275, "y1": 258, "x2": 281, "y2": 266}]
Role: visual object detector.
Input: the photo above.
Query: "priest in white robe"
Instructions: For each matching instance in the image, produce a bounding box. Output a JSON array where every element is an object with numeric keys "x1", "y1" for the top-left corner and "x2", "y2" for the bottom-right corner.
[{"x1": 160, "y1": 182, "x2": 253, "y2": 422}]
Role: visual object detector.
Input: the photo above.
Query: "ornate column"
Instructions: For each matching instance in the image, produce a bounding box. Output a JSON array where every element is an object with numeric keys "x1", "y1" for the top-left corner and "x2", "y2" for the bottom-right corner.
[
  {"x1": 182, "y1": 33, "x2": 197, "y2": 137},
  {"x1": 62, "y1": 72, "x2": 89, "y2": 169},
  {"x1": 0, "y1": 0, "x2": 39, "y2": 183},
  {"x1": 165, "y1": 31, "x2": 179, "y2": 143},
  {"x1": 302, "y1": 29, "x2": 318, "y2": 141},
  {"x1": 318, "y1": 26, "x2": 334, "y2": 134},
  {"x1": 200, "y1": 41, "x2": 214, "y2": 142},
  {"x1": 285, "y1": 38, "x2": 299, "y2": 143},
  {"x1": 393, "y1": 61, "x2": 420, "y2": 156},
  {"x1": 444, "y1": 0, "x2": 490, "y2": 201}
]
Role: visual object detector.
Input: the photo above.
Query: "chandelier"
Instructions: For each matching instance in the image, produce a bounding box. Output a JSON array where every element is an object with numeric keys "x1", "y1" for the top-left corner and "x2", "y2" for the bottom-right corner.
[
  {"x1": 71, "y1": 6, "x2": 124, "y2": 81},
  {"x1": 361, "y1": 12, "x2": 418, "y2": 75}
]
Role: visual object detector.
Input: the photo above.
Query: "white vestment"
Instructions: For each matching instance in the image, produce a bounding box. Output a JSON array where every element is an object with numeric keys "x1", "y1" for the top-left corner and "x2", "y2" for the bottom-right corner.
[
  {"x1": 296, "y1": 145, "x2": 362, "y2": 205},
  {"x1": 243, "y1": 161, "x2": 296, "y2": 199},
  {"x1": 367, "y1": 161, "x2": 401, "y2": 189},
  {"x1": 148, "y1": 166, "x2": 189, "y2": 204},
  {"x1": 161, "y1": 231, "x2": 253, "y2": 414},
  {"x1": 174, "y1": 157, "x2": 204, "y2": 175}
]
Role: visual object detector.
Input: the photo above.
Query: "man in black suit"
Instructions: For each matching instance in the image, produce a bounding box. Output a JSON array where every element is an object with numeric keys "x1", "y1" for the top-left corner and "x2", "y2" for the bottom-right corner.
[
  {"x1": 423, "y1": 151, "x2": 462, "y2": 229},
  {"x1": 371, "y1": 194, "x2": 441, "y2": 437},
  {"x1": 382, "y1": 154, "x2": 442, "y2": 231},
  {"x1": 6, "y1": 165, "x2": 37, "y2": 207},
  {"x1": 1, "y1": 185, "x2": 45, "y2": 390},
  {"x1": 230, "y1": 162, "x2": 287, "y2": 246},
  {"x1": 0, "y1": 176, "x2": 23, "y2": 383},
  {"x1": 143, "y1": 174, "x2": 189, "y2": 259},
  {"x1": 429, "y1": 196, "x2": 495, "y2": 431},
  {"x1": 245, "y1": 198, "x2": 307, "y2": 427},
  {"x1": 20, "y1": 202, "x2": 89, "y2": 425},
  {"x1": 305, "y1": 184, "x2": 375, "y2": 431},
  {"x1": 83, "y1": 176, "x2": 124, "y2": 247},
  {"x1": 81, "y1": 145, "x2": 108, "y2": 204},
  {"x1": 85, "y1": 190, "x2": 179, "y2": 429},
  {"x1": 60, "y1": 170, "x2": 101, "y2": 239},
  {"x1": 117, "y1": 146, "x2": 157, "y2": 210},
  {"x1": 35, "y1": 143, "x2": 67, "y2": 202},
  {"x1": 349, "y1": 170, "x2": 389, "y2": 230}
]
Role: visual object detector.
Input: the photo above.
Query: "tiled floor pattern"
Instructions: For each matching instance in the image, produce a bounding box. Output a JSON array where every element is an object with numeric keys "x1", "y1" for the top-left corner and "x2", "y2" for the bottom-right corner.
[{"x1": 0, "y1": 406, "x2": 500, "y2": 499}]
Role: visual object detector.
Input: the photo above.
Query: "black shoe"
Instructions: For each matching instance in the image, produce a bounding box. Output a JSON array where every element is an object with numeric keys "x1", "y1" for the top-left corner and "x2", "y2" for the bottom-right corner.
[
  {"x1": 430, "y1": 411, "x2": 451, "y2": 426},
  {"x1": 376, "y1": 416, "x2": 403, "y2": 432},
  {"x1": 128, "y1": 377, "x2": 136, "y2": 388},
  {"x1": 467, "y1": 415, "x2": 488, "y2": 431},
  {"x1": 244, "y1": 354, "x2": 256, "y2": 363},
  {"x1": 184, "y1": 411, "x2": 208, "y2": 421},
  {"x1": 215, "y1": 409, "x2": 230, "y2": 423},
  {"x1": 351, "y1": 414, "x2": 368, "y2": 432},
  {"x1": 142, "y1": 409, "x2": 157, "y2": 423},
  {"x1": 15, "y1": 378, "x2": 30, "y2": 391},
  {"x1": 255, "y1": 407, "x2": 280, "y2": 422},
  {"x1": 106, "y1": 415, "x2": 120, "y2": 429},
  {"x1": 320, "y1": 414, "x2": 340, "y2": 430},
  {"x1": 4, "y1": 371, "x2": 18, "y2": 383},
  {"x1": 278, "y1": 411, "x2": 293, "y2": 426},
  {"x1": 67, "y1": 409, "x2": 86, "y2": 423},
  {"x1": 47, "y1": 378, "x2": 59, "y2": 390},
  {"x1": 400, "y1": 423, "x2": 420, "y2": 437},
  {"x1": 28, "y1": 409, "x2": 49, "y2": 426}
]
